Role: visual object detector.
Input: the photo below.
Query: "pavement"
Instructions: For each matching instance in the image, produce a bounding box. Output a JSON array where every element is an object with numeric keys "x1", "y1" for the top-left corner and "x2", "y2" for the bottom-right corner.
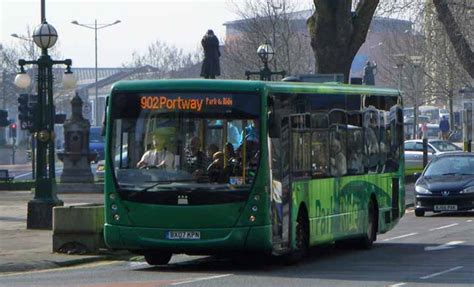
[
  {"x1": 0, "y1": 183, "x2": 416, "y2": 274},
  {"x1": 0, "y1": 189, "x2": 133, "y2": 274}
]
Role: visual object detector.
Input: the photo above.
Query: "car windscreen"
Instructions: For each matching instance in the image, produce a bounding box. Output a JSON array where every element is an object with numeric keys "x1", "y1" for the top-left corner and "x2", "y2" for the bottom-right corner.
[
  {"x1": 424, "y1": 155, "x2": 474, "y2": 176},
  {"x1": 430, "y1": 141, "x2": 462, "y2": 152}
]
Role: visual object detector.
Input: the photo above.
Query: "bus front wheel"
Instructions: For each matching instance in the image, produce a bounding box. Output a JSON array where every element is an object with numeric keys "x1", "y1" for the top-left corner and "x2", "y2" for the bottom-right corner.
[
  {"x1": 286, "y1": 207, "x2": 309, "y2": 264},
  {"x1": 144, "y1": 252, "x2": 172, "y2": 265}
]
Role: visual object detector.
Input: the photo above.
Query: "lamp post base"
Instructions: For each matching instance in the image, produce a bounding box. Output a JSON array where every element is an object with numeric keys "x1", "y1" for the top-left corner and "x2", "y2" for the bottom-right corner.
[{"x1": 27, "y1": 199, "x2": 64, "y2": 230}]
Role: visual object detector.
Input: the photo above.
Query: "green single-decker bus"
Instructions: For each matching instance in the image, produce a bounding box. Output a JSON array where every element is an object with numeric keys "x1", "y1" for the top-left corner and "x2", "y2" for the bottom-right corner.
[{"x1": 103, "y1": 79, "x2": 405, "y2": 265}]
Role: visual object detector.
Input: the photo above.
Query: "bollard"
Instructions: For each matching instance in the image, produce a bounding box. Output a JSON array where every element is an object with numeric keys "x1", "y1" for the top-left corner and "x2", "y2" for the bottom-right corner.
[{"x1": 422, "y1": 138, "x2": 428, "y2": 168}]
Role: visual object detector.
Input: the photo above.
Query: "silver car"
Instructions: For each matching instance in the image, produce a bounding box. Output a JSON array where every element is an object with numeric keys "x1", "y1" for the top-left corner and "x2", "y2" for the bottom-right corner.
[{"x1": 404, "y1": 139, "x2": 462, "y2": 175}]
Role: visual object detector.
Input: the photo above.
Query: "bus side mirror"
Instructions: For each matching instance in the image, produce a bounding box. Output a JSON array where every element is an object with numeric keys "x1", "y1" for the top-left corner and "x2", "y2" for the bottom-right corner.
[{"x1": 268, "y1": 111, "x2": 281, "y2": 138}]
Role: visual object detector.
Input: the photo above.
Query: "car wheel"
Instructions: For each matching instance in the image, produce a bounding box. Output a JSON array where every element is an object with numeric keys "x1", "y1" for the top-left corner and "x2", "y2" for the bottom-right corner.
[
  {"x1": 144, "y1": 252, "x2": 172, "y2": 265},
  {"x1": 415, "y1": 209, "x2": 425, "y2": 217}
]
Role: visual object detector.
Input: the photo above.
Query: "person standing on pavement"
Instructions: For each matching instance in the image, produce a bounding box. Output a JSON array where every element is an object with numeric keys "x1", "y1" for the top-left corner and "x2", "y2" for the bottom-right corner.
[{"x1": 439, "y1": 116, "x2": 450, "y2": 140}]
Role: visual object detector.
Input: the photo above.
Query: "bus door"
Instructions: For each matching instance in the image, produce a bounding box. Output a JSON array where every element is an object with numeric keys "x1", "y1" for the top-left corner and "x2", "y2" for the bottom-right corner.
[{"x1": 270, "y1": 114, "x2": 292, "y2": 252}]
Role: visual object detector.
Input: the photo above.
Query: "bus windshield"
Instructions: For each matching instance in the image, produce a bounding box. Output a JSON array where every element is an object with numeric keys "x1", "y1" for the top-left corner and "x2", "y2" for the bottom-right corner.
[{"x1": 110, "y1": 92, "x2": 260, "y2": 200}]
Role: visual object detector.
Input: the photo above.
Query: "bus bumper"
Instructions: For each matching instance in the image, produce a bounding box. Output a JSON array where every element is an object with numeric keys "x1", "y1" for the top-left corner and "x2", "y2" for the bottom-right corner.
[{"x1": 104, "y1": 224, "x2": 272, "y2": 255}]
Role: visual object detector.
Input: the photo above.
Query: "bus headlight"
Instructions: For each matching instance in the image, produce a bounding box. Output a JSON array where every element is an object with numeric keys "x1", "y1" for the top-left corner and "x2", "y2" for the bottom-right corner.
[
  {"x1": 249, "y1": 215, "x2": 256, "y2": 222},
  {"x1": 113, "y1": 214, "x2": 120, "y2": 221},
  {"x1": 111, "y1": 204, "x2": 118, "y2": 211},
  {"x1": 254, "y1": 194, "x2": 260, "y2": 201},
  {"x1": 109, "y1": 193, "x2": 116, "y2": 200}
]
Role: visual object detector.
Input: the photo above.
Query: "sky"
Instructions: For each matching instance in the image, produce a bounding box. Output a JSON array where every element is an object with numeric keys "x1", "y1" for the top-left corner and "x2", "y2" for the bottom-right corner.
[{"x1": 0, "y1": 0, "x2": 237, "y2": 67}]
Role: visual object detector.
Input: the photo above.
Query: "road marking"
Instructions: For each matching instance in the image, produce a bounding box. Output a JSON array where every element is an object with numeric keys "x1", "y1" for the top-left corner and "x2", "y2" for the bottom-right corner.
[
  {"x1": 420, "y1": 266, "x2": 463, "y2": 279},
  {"x1": 170, "y1": 274, "x2": 232, "y2": 285},
  {"x1": 405, "y1": 209, "x2": 414, "y2": 214},
  {"x1": 382, "y1": 232, "x2": 418, "y2": 242},
  {"x1": 129, "y1": 262, "x2": 149, "y2": 268},
  {"x1": 429, "y1": 223, "x2": 458, "y2": 231},
  {"x1": 424, "y1": 241, "x2": 464, "y2": 251},
  {"x1": 0, "y1": 260, "x2": 120, "y2": 278},
  {"x1": 468, "y1": 220, "x2": 472, "y2": 222},
  {"x1": 389, "y1": 283, "x2": 406, "y2": 287}
]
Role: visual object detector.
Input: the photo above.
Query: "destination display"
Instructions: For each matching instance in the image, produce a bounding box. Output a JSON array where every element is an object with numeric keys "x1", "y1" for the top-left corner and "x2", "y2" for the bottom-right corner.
[
  {"x1": 140, "y1": 95, "x2": 233, "y2": 112},
  {"x1": 112, "y1": 92, "x2": 259, "y2": 119}
]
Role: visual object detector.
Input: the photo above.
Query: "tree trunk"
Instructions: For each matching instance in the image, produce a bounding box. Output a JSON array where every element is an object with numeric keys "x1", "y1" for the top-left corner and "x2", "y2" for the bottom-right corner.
[
  {"x1": 307, "y1": 0, "x2": 379, "y2": 83},
  {"x1": 432, "y1": 0, "x2": 474, "y2": 79}
]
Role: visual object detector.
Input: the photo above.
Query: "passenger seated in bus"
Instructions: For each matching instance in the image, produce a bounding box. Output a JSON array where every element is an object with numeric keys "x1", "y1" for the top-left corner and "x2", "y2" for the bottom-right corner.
[
  {"x1": 364, "y1": 120, "x2": 379, "y2": 170},
  {"x1": 240, "y1": 120, "x2": 259, "y2": 145},
  {"x1": 137, "y1": 136, "x2": 175, "y2": 170},
  {"x1": 224, "y1": 142, "x2": 239, "y2": 175},
  {"x1": 206, "y1": 143, "x2": 219, "y2": 166},
  {"x1": 185, "y1": 137, "x2": 207, "y2": 175},
  {"x1": 207, "y1": 151, "x2": 229, "y2": 183},
  {"x1": 330, "y1": 138, "x2": 347, "y2": 177}
]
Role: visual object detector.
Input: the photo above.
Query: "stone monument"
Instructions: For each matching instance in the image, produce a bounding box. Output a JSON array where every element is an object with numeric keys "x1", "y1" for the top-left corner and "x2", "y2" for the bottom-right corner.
[{"x1": 58, "y1": 94, "x2": 97, "y2": 183}]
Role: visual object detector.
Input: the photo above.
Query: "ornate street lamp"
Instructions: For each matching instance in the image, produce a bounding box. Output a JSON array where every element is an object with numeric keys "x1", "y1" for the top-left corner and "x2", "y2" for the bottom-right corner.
[
  {"x1": 14, "y1": 5, "x2": 76, "y2": 229},
  {"x1": 245, "y1": 40, "x2": 285, "y2": 81}
]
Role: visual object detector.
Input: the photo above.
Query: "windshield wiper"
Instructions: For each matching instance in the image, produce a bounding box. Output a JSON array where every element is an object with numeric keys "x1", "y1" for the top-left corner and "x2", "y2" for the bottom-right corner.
[{"x1": 440, "y1": 172, "x2": 465, "y2": 176}]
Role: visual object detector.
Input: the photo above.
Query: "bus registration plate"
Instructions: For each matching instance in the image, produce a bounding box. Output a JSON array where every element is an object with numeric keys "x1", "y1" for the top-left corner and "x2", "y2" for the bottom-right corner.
[
  {"x1": 166, "y1": 231, "x2": 200, "y2": 240},
  {"x1": 434, "y1": 205, "x2": 457, "y2": 211}
]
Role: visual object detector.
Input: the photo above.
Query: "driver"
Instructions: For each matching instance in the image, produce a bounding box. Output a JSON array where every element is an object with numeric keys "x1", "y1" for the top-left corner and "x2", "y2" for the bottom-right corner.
[{"x1": 137, "y1": 135, "x2": 175, "y2": 170}]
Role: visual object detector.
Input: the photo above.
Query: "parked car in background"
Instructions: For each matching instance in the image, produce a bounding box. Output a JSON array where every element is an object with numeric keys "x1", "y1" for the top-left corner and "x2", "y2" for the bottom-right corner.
[
  {"x1": 95, "y1": 149, "x2": 128, "y2": 181},
  {"x1": 95, "y1": 160, "x2": 105, "y2": 181},
  {"x1": 89, "y1": 126, "x2": 105, "y2": 163},
  {"x1": 404, "y1": 139, "x2": 463, "y2": 175},
  {"x1": 414, "y1": 152, "x2": 474, "y2": 216},
  {"x1": 423, "y1": 123, "x2": 440, "y2": 139}
]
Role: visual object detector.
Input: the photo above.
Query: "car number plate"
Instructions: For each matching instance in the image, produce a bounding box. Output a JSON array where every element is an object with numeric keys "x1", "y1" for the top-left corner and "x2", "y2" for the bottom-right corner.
[
  {"x1": 166, "y1": 231, "x2": 200, "y2": 240},
  {"x1": 434, "y1": 205, "x2": 458, "y2": 211}
]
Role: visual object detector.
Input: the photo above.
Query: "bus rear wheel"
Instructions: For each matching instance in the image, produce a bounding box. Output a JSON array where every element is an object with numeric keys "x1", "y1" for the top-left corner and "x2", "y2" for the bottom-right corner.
[
  {"x1": 355, "y1": 200, "x2": 377, "y2": 249},
  {"x1": 144, "y1": 252, "x2": 172, "y2": 265}
]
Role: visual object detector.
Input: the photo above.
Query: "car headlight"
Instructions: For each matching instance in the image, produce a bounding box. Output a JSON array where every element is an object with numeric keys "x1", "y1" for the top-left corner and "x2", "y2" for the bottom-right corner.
[
  {"x1": 97, "y1": 165, "x2": 105, "y2": 171},
  {"x1": 415, "y1": 185, "x2": 432, "y2": 194},
  {"x1": 460, "y1": 186, "x2": 474, "y2": 194}
]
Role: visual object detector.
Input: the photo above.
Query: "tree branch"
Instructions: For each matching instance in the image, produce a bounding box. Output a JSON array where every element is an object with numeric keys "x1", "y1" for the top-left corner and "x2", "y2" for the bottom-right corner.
[
  {"x1": 350, "y1": 0, "x2": 379, "y2": 54},
  {"x1": 432, "y1": 0, "x2": 474, "y2": 78}
]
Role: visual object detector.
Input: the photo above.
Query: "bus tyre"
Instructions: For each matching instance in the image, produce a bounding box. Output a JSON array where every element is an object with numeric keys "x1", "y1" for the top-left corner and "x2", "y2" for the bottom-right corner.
[
  {"x1": 144, "y1": 252, "x2": 172, "y2": 265},
  {"x1": 415, "y1": 209, "x2": 425, "y2": 217},
  {"x1": 356, "y1": 200, "x2": 377, "y2": 249},
  {"x1": 287, "y1": 208, "x2": 309, "y2": 264}
]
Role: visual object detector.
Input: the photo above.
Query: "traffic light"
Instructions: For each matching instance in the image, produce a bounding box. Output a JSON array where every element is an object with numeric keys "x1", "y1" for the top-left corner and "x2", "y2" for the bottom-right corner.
[
  {"x1": 18, "y1": 94, "x2": 29, "y2": 129},
  {"x1": 0, "y1": 110, "x2": 9, "y2": 127},
  {"x1": 17, "y1": 94, "x2": 38, "y2": 132},
  {"x1": 9, "y1": 123, "x2": 17, "y2": 138}
]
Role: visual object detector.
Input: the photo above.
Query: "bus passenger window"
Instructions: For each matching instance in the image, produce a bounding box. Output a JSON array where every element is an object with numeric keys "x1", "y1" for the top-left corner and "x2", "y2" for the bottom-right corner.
[
  {"x1": 311, "y1": 131, "x2": 329, "y2": 177},
  {"x1": 329, "y1": 129, "x2": 347, "y2": 177}
]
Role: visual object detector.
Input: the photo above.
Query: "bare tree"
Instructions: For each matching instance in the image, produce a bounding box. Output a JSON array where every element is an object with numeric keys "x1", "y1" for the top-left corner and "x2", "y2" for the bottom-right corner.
[
  {"x1": 307, "y1": 0, "x2": 380, "y2": 82},
  {"x1": 124, "y1": 40, "x2": 201, "y2": 79},
  {"x1": 224, "y1": 0, "x2": 314, "y2": 79},
  {"x1": 377, "y1": 0, "x2": 472, "y2": 127},
  {"x1": 432, "y1": 0, "x2": 474, "y2": 79}
]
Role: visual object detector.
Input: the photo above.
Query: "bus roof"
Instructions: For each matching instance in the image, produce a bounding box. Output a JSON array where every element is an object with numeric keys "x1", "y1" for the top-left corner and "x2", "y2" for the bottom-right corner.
[{"x1": 111, "y1": 79, "x2": 400, "y2": 97}]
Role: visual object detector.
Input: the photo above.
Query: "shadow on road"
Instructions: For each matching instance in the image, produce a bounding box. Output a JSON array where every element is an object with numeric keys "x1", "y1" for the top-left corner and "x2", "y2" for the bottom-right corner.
[{"x1": 131, "y1": 241, "x2": 473, "y2": 285}]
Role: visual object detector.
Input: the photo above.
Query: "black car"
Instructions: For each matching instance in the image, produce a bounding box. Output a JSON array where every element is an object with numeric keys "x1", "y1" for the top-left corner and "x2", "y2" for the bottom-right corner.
[{"x1": 414, "y1": 152, "x2": 474, "y2": 217}]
